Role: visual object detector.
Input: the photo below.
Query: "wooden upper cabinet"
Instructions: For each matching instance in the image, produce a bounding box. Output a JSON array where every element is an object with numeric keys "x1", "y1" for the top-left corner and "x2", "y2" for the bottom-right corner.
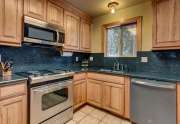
[
  {"x1": 24, "y1": 0, "x2": 46, "y2": 20},
  {"x1": 153, "y1": 0, "x2": 180, "y2": 50},
  {"x1": 47, "y1": 1, "x2": 64, "y2": 27},
  {"x1": 64, "y1": 11, "x2": 80, "y2": 51},
  {"x1": 80, "y1": 19, "x2": 91, "y2": 52},
  {"x1": 0, "y1": 0, "x2": 23, "y2": 46},
  {"x1": 103, "y1": 82, "x2": 125, "y2": 116}
]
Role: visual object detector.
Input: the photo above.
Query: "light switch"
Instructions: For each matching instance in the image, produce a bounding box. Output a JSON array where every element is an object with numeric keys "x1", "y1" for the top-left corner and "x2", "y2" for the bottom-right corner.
[
  {"x1": 141, "y1": 57, "x2": 148, "y2": 63},
  {"x1": 75, "y1": 57, "x2": 79, "y2": 62},
  {"x1": 90, "y1": 57, "x2": 94, "y2": 61}
]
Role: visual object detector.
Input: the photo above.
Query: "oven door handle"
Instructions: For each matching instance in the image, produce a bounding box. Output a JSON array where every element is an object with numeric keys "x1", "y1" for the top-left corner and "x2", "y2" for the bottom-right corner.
[{"x1": 33, "y1": 81, "x2": 72, "y2": 94}]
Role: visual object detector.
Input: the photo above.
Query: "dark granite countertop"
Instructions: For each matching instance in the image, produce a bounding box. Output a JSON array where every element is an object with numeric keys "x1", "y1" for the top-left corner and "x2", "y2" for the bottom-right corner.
[
  {"x1": 0, "y1": 74, "x2": 28, "y2": 86},
  {"x1": 0, "y1": 67, "x2": 179, "y2": 86},
  {"x1": 73, "y1": 68, "x2": 180, "y2": 83}
]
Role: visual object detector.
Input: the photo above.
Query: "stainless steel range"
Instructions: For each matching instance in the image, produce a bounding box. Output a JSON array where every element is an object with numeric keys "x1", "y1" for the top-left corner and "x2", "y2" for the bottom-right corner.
[{"x1": 17, "y1": 69, "x2": 74, "y2": 124}]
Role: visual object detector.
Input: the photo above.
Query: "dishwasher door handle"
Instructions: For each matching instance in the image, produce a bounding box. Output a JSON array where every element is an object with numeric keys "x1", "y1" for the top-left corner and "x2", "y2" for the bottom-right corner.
[{"x1": 132, "y1": 79, "x2": 176, "y2": 90}]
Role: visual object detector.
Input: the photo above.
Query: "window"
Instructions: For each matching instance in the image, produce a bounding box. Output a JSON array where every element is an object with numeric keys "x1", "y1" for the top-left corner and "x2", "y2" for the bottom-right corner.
[{"x1": 103, "y1": 17, "x2": 142, "y2": 57}]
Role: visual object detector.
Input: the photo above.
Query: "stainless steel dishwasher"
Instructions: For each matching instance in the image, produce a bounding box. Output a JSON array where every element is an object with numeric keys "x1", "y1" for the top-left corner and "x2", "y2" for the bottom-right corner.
[{"x1": 131, "y1": 78, "x2": 176, "y2": 124}]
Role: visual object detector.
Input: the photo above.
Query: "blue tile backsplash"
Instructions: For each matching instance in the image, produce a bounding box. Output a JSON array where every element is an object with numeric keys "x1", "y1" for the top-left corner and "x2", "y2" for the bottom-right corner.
[
  {"x1": 1, "y1": 44, "x2": 180, "y2": 76},
  {"x1": 0, "y1": 45, "x2": 85, "y2": 72},
  {"x1": 89, "y1": 51, "x2": 180, "y2": 75}
]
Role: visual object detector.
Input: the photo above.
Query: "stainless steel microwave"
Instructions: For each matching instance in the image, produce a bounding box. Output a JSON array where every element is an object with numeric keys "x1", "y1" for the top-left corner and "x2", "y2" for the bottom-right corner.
[{"x1": 24, "y1": 16, "x2": 64, "y2": 47}]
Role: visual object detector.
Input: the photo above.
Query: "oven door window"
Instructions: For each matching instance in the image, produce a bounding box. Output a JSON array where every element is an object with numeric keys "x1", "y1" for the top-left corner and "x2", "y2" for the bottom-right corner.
[
  {"x1": 42, "y1": 88, "x2": 68, "y2": 111},
  {"x1": 24, "y1": 24, "x2": 57, "y2": 42}
]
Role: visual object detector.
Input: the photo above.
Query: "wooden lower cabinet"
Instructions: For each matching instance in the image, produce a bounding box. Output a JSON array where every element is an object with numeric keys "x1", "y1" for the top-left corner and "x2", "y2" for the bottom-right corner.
[
  {"x1": 87, "y1": 79, "x2": 103, "y2": 107},
  {"x1": 177, "y1": 84, "x2": 180, "y2": 124},
  {"x1": 73, "y1": 73, "x2": 130, "y2": 118},
  {"x1": 73, "y1": 80, "x2": 86, "y2": 110},
  {"x1": 0, "y1": 81, "x2": 27, "y2": 124},
  {"x1": 103, "y1": 82, "x2": 125, "y2": 116},
  {"x1": 0, "y1": 95, "x2": 26, "y2": 124}
]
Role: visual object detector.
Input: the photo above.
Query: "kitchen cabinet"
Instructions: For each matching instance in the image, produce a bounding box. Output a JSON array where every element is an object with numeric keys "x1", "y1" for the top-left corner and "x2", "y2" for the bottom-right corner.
[
  {"x1": 47, "y1": 0, "x2": 64, "y2": 27},
  {"x1": 87, "y1": 79, "x2": 103, "y2": 107},
  {"x1": 24, "y1": 0, "x2": 46, "y2": 20},
  {"x1": 73, "y1": 80, "x2": 86, "y2": 110},
  {"x1": 103, "y1": 82, "x2": 125, "y2": 116},
  {"x1": 0, "y1": 0, "x2": 23, "y2": 46},
  {"x1": 73, "y1": 72, "x2": 130, "y2": 117},
  {"x1": 0, "y1": 95, "x2": 26, "y2": 124},
  {"x1": 64, "y1": 11, "x2": 80, "y2": 51},
  {"x1": 80, "y1": 19, "x2": 91, "y2": 52},
  {"x1": 152, "y1": 0, "x2": 180, "y2": 50},
  {"x1": 73, "y1": 73, "x2": 87, "y2": 110},
  {"x1": 124, "y1": 77, "x2": 130, "y2": 118},
  {"x1": 87, "y1": 72, "x2": 130, "y2": 117},
  {"x1": 0, "y1": 81, "x2": 27, "y2": 124},
  {"x1": 177, "y1": 84, "x2": 180, "y2": 124}
]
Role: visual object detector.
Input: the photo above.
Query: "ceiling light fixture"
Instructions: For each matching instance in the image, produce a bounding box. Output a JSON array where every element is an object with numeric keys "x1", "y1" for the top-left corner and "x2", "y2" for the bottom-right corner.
[{"x1": 108, "y1": 1, "x2": 119, "y2": 14}]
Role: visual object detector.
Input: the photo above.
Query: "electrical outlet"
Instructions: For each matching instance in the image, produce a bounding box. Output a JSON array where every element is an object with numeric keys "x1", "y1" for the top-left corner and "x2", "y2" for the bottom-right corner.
[
  {"x1": 75, "y1": 57, "x2": 79, "y2": 62},
  {"x1": 90, "y1": 57, "x2": 94, "y2": 61},
  {"x1": 141, "y1": 57, "x2": 148, "y2": 63}
]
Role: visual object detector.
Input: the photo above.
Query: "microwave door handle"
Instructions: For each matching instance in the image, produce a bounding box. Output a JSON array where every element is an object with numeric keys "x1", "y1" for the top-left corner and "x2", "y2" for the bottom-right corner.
[{"x1": 57, "y1": 31, "x2": 60, "y2": 43}]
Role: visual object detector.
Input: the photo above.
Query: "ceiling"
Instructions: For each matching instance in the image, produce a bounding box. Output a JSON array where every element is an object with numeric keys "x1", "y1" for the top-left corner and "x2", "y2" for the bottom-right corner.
[{"x1": 65, "y1": 0, "x2": 150, "y2": 17}]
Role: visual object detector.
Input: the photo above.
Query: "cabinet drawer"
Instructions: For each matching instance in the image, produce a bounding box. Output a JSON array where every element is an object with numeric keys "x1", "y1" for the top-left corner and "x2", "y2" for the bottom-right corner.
[
  {"x1": 0, "y1": 82, "x2": 26, "y2": 99},
  {"x1": 74, "y1": 73, "x2": 86, "y2": 81},
  {"x1": 87, "y1": 73, "x2": 124, "y2": 84}
]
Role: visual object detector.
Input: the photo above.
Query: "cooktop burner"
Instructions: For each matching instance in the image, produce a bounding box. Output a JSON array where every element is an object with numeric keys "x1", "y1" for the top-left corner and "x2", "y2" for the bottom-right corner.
[
  {"x1": 16, "y1": 69, "x2": 72, "y2": 77},
  {"x1": 16, "y1": 69, "x2": 74, "y2": 85}
]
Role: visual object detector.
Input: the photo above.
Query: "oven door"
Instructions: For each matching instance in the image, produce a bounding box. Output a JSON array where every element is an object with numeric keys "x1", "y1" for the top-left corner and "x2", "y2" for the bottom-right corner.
[{"x1": 30, "y1": 80, "x2": 73, "y2": 124}]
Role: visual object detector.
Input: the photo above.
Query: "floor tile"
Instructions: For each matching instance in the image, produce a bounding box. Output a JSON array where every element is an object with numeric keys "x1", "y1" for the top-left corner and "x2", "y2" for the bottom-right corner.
[
  {"x1": 66, "y1": 120, "x2": 77, "y2": 124},
  {"x1": 73, "y1": 111, "x2": 86, "y2": 122},
  {"x1": 79, "y1": 115, "x2": 100, "y2": 124},
  {"x1": 89, "y1": 109, "x2": 107, "y2": 120},
  {"x1": 79, "y1": 105, "x2": 95, "y2": 114},
  {"x1": 65, "y1": 105, "x2": 132, "y2": 124},
  {"x1": 99, "y1": 121, "x2": 107, "y2": 124},
  {"x1": 121, "y1": 120, "x2": 131, "y2": 124},
  {"x1": 102, "y1": 114, "x2": 122, "y2": 124}
]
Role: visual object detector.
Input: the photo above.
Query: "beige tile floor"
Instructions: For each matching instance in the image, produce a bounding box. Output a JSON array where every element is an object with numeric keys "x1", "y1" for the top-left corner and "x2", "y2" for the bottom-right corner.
[{"x1": 66, "y1": 105, "x2": 131, "y2": 124}]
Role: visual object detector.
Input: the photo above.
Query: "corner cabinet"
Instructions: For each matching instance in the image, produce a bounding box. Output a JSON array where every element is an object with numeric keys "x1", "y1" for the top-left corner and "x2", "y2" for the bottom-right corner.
[
  {"x1": 87, "y1": 73, "x2": 130, "y2": 117},
  {"x1": 47, "y1": 0, "x2": 64, "y2": 27},
  {"x1": 80, "y1": 19, "x2": 91, "y2": 52},
  {"x1": 152, "y1": 0, "x2": 180, "y2": 50},
  {"x1": 0, "y1": 0, "x2": 23, "y2": 46},
  {"x1": 64, "y1": 11, "x2": 80, "y2": 51},
  {"x1": 24, "y1": 0, "x2": 47, "y2": 20}
]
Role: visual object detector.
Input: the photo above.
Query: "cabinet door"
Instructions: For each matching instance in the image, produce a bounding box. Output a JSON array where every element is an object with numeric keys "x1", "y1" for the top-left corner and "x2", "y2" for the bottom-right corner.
[
  {"x1": 0, "y1": 95, "x2": 26, "y2": 124},
  {"x1": 153, "y1": 0, "x2": 180, "y2": 49},
  {"x1": 24, "y1": 0, "x2": 46, "y2": 20},
  {"x1": 64, "y1": 11, "x2": 80, "y2": 51},
  {"x1": 73, "y1": 80, "x2": 86, "y2": 109},
  {"x1": 87, "y1": 79, "x2": 103, "y2": 107},
  {"x1": 103, "y1": 82, "x2": 125, "y2": 115},
  {"x1": 0, "y1": 0, "x2": 23, "y2": 46},
  {"x1": 47, "y1": 1, "x2": 64, "y2": 27},
  {"x1": 80, "y1": 20, "x2": 91, "y2": 52},
  {"x1": 177, "y1": 84, "x2": 180, "y2": 124}
]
